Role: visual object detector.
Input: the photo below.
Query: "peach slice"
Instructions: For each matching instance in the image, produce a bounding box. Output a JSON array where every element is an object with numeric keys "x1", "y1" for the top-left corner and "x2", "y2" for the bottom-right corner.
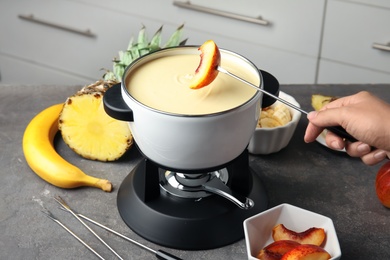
[
  {"x1": 257, "y1": 240, "x2": 301, "y2": 260},
  {"x1": 280, "y1": 244, "x2": 331, "y2": 260},
  {"x1": 272, "y1": 224, "x2": 326, "y2": 246},
  {"x1": 189, "y1": 40, "x2": 221, "y2": 89}
]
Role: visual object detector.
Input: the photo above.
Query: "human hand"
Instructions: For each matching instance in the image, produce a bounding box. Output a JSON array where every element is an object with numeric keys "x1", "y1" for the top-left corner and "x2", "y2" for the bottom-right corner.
[{"x1": 304, "y1": 91, "x2": 390, "y2": 165}]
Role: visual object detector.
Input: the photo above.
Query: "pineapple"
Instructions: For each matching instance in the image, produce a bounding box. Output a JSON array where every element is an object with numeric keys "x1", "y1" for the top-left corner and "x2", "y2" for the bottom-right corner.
[
  {"x1": 59, "y1": 25, "x2": 187, "y2": 161},
  {"x1": 59, "y1": 80, "x2": 133, "y2": 161},
  {"x1": 311, "y1": 94, "x2": 338, "y2": 111}
]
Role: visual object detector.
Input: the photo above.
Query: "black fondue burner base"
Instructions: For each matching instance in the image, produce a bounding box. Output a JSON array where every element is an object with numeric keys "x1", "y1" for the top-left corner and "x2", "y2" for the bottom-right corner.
[{"x1": 117, "y1": 151, "x2": 268, "y2": 250}]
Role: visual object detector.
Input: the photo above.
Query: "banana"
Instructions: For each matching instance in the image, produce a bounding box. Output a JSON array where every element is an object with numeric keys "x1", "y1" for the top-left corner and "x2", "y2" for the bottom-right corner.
[
  {"x1": 258, "y1": 104, "x2": 292, "y2": 128},
  {"x1": 22, "y1": 104, "x2": 112, "y2": 192}
]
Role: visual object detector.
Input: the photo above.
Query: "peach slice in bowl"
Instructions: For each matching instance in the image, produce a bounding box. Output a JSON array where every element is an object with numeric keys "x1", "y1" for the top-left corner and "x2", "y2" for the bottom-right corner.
[{"x1": 243, "y1": 203, "x2": 341, "y2": 260}]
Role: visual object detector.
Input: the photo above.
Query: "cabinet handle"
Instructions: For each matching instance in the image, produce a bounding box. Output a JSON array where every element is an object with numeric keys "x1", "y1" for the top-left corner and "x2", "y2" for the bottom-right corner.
[
  {"x1": 173, "y1": 1, "x2": 270, "y2": 26},
  {"x1": 372, "y1": 42, "x2": 390, "y2": 52},
  {"x1": 18, "y1": 14, "x2": 96, "y2": 38}
]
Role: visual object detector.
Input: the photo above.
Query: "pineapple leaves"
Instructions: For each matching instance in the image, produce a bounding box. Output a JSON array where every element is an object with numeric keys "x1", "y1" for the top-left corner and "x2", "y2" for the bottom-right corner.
[
  {"x1": 104, "y1": 24, "x2": 186, "y2": 81},
  {"x1": 149, "y1": 25, "x2": 163, "y2": 52},
  {"x1": 164, "y1": 24, "x2": 184, "y2": 48},
  {"x1": 137, "y1": 25, "x2": 149, "y2": 56}
]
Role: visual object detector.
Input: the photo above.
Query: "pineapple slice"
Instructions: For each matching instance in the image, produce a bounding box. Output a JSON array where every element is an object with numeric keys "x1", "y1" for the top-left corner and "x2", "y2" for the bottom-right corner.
[
  {"x1": 311, "y1": 94, "x2": 338, "y2": 111},
  {"x1": 59, "y1": 80, "x2": 133, "y2": 161}
]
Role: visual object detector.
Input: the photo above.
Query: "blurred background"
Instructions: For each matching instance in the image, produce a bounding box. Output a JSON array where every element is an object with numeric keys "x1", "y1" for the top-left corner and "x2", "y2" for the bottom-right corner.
[{"x1": 0, "y1": 0, "x2": 389, "y2": 85}]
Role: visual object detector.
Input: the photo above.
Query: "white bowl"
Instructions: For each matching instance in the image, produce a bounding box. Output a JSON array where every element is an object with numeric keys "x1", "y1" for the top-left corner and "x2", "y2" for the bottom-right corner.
[
  {"x1": 243, "y1": 203, "x2": 341, "y2": 260},
  {"x1": 248, "y1": 91, "x2": 301, "y2": 154}
]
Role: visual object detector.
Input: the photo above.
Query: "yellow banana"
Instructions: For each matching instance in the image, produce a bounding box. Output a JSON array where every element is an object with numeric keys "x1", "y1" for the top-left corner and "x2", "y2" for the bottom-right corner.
[{"x1": 22, "y1": 104, "x2": 112, "y2": 192}]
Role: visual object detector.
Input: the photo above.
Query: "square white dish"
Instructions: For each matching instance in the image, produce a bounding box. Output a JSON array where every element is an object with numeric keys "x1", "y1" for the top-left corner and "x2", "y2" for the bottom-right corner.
[{"x1": 243, "y1": 203, "x2": 341, "y2": 259}]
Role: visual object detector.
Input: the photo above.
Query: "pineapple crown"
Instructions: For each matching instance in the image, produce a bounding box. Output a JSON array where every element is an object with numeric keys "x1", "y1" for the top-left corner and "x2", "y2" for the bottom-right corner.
[{"x1": 103, "y1": 24, "x2": 187, "y2": 81}]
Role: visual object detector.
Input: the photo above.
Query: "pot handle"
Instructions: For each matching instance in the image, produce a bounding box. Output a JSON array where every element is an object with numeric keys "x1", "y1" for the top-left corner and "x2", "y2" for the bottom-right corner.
[
  {"x1": 103, "y1": 83, "x2": 134, "y2": 121},
  {"x1": 260, "y1": 70, "x2": 280, "y2": 108}
]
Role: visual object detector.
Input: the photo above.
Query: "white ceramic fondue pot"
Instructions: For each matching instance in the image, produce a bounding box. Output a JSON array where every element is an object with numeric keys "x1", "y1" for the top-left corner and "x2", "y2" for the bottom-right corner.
[{"x1": 104, "y1": 46, "x2": 263, "y2": 171}]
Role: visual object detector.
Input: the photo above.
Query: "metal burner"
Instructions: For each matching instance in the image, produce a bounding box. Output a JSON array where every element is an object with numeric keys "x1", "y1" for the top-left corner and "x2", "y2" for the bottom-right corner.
[
  {"x1": 160, "y1": 169, "x2": 229, "y2": 199},
  {"x1": 160, "y1": 169, "x2": 254, "y2": 210}
]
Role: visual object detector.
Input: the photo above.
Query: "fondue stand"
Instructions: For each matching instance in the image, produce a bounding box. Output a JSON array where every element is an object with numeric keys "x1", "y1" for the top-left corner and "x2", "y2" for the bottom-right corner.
[
  {"x1": 116, "y1": 149, "x2": 267, "y2": 250},
  {"x1": 104, "y1": 72, "x2": 278, "y2": 249}
]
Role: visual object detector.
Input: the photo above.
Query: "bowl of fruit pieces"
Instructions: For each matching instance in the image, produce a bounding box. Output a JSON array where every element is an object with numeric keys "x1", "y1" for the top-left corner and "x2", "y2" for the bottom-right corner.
[
  {"x1": 247, "y1": 90, "x2": 301, "y2": 155},
  {"x1": 243, "y1": 203, "x2": 341, "y2": 260}
]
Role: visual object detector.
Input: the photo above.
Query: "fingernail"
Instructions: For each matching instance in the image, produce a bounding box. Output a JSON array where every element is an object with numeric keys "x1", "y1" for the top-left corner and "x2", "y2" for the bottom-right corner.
[
  {"x1": 374, "y1": 150, "x2": 387, "y2": 160},
  {"x1": 357, "y1": 143, "x2": 371, "y2": 154},
  {"x1": 307, "y1": 111, "x2": 318, "y2": 120},
  {"x1": 330, "y1": 140, "x2": 344, "y2": 150}
]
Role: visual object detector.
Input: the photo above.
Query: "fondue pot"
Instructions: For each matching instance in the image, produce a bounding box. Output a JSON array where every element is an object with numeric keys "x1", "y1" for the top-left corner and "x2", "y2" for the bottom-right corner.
[
  {"x1": 103, "y1": 46, "x2": 277, "y2": 249},
  {"x1": 104, "y1": 46, "x2": 264, "y2": 171}
]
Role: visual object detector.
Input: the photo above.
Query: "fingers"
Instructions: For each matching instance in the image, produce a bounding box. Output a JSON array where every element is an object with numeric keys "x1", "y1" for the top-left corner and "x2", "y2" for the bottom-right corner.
[
  {"x1": 358, "y1": 150, "x2": 389, "y2": 166},
  {"x1": 304, "y1": 122, "x2": 324, "y2": 143},
  {"x1": 344, "y1": 142, "x2": 389, "y2": 166},
  {"x1": 324, "y1": 130, "x2": 345, "y2": 150},
  {"x1": 304, "y1": 111, "x2": 347, "y2": 146},
  {"x1": 304, "y1": 111, "x2": 333, "y2": 143}
]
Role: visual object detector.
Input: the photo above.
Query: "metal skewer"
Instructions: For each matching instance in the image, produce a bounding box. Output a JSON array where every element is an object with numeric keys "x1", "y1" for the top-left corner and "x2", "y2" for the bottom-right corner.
[
  {"x1": 54, "y1": 196, "x2": 124, "y2": 260},
  {"x1": 59, "y1": 206, "x2": 183, "y2": 260},
  {"x1": 217, "y1": 66, "x2": 308, "y2": 115},
  {"x1": 217, "y1": 66, "x2": 358, "y2": 142},
  {"x1": 41, "y1": 209, "x2": 105, "y2": 260}
]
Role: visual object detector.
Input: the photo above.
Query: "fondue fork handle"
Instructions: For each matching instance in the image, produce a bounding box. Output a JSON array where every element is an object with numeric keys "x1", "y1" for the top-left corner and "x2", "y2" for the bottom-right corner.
[{"x1": 217, "y1": 66, "x2": 358, "y2": 143}]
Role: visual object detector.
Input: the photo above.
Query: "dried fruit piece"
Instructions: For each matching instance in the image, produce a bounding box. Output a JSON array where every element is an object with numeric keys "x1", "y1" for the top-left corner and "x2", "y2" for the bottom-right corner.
[
  {"x1": 272, "y1": 224, "x2": 326, "y2": 246},
  {"x1": 258, "y1": 240, "x2": 301, "y2": 260},
  {"x1": 189, "y1": 40, "x2": 221, "y2": 89},
  {"x1": 311, "y1": 94, "x2": 338, "y2": 111},
  {"x1": 280, "y1": 244, "x2": 331, "y2": 260}
]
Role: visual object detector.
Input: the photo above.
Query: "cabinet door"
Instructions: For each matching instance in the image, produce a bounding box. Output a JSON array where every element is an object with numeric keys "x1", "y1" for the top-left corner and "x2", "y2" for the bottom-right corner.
[
  {"x1": 0, "y1": 0, "x2": 322, "y2": 84},
  {"x1": 317, "y1": 59, "x2": 390, "y2": 84},
  {"x1": 75, "y1": 0, "x2": 325, "y2": 56},
  {"x1": 339, "y1": 0, "x2": 390, "y2": 9},
  {"x1": 0, "y1": 54, "x2": 92, "y2": 85},
  {"x1": 0, "y1": 0, "x2": 173, "y2": 82},
  {"x1": 74, "y1": 0, "x2": 324, "y2": 83},
  {"x1": 321, "y1": 0, "x2": 390, "y2": 75}
]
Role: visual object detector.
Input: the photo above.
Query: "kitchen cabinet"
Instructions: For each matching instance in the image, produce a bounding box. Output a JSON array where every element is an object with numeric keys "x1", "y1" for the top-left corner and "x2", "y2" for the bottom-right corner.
[
  {"x1": 318, "y1": 0, "x2": 390, "y2": 83},
  {"x1": 0, "y1": 0, "x2": 388, "y2": 85},
  {"x1": 0, "y1": 0, "x2": 324, "y2": 85},
  {"x1": 76, "y1": 0, "x2": 325, "y2": 84}
]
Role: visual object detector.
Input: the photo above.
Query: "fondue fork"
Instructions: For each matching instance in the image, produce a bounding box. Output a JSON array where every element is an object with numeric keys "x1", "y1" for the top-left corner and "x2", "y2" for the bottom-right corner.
[
  {"x1": 41, "y1": 209, "x2": 105, "y2": 260},
  {"x1": 217, "y1": 66, "x2": 358, "y2": 143},
  {"x1": 54, "y1": 196, "x2": 124, "y2": 260},
  {"x1": 59, "y1": 206, "x2": 183, "y2": 260}
]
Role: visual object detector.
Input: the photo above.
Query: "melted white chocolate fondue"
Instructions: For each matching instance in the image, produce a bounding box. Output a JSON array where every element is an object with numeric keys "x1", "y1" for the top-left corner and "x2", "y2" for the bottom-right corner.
[{"x1": 126, "y1": 53, "x2": 259, "y2": 115}]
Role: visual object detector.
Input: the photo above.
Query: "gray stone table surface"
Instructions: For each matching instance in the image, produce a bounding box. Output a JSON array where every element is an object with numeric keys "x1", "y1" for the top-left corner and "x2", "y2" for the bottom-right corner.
[{"x1": 1, "y1": 84, "x2": 389, "y2": 260}]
